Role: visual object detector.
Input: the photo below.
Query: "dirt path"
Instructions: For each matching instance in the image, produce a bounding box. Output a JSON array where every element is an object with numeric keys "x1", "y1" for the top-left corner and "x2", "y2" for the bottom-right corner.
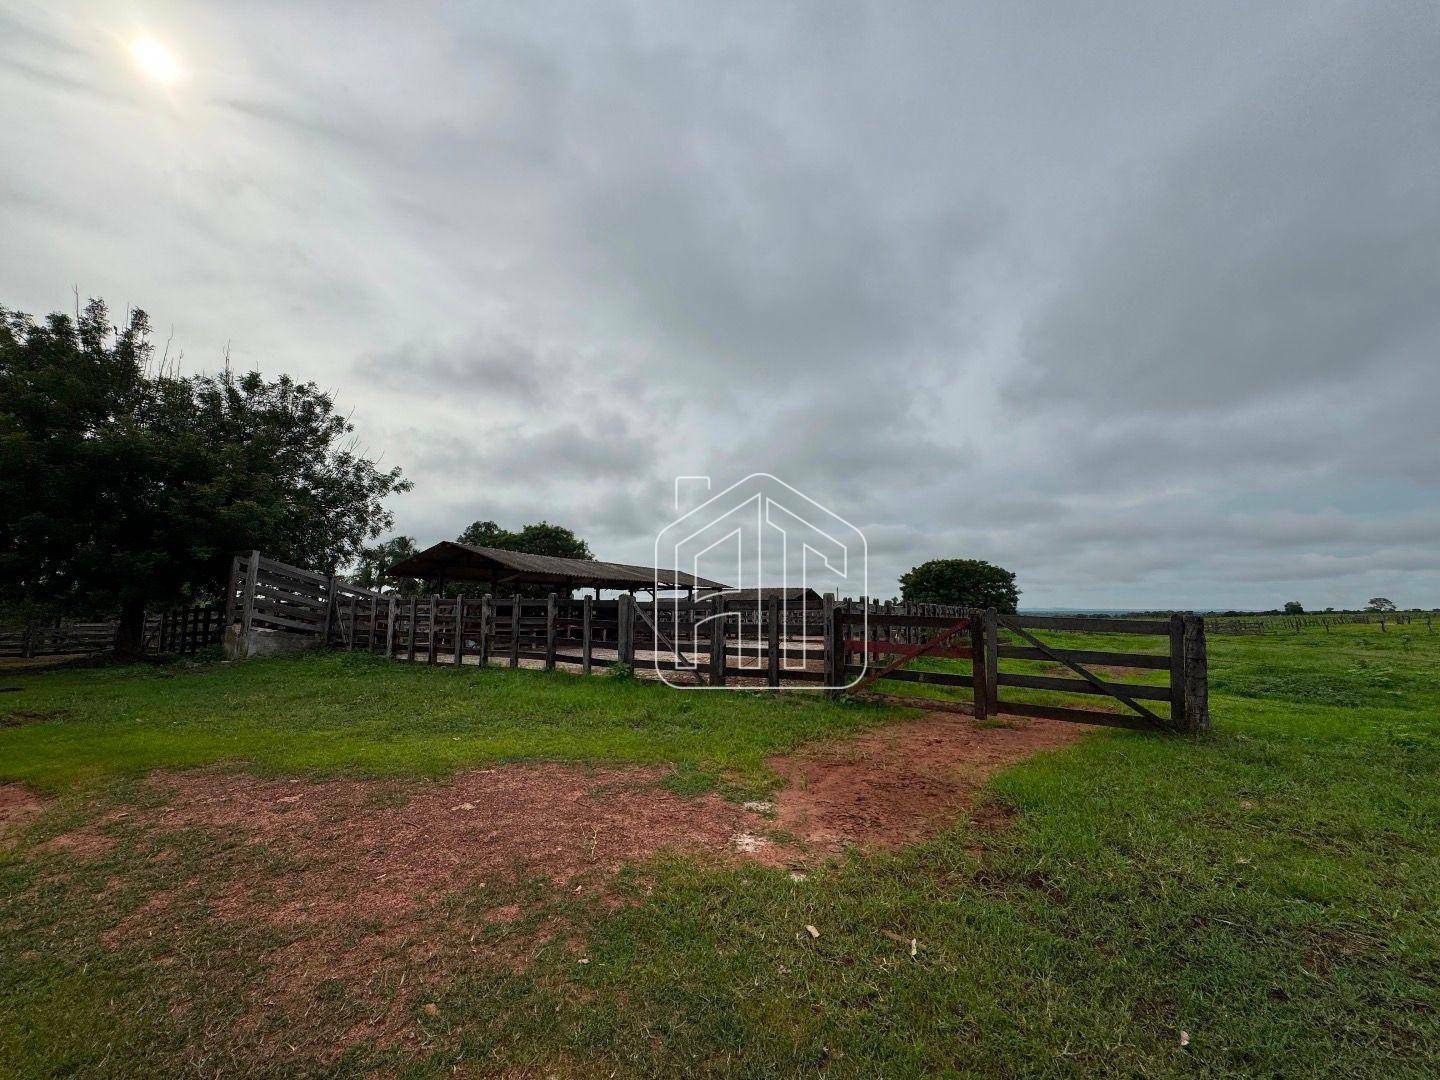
[{"x1": 769, "y1": 712, "x2": 1086, "y2": 851}]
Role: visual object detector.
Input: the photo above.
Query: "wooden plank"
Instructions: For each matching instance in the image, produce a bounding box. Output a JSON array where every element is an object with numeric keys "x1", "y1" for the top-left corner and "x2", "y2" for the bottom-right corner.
[
  {"x1": 249, "y1": 608, "x2": 332, "y2": 635},
  {"x1": 850, "y1": 617, "x2": 970, "y2": 694},
  {"x1": 239, "y1": 551, "x2": 260, "y2": 646},
  {"x1": 996, "y1": 672, "x2": 1172, "y2": 701},
  {"x1": 385, "y1": 597, "x2": 397, "y2": 658},
  {"x1": 767, "y1": 597, "x2": 780, "y2": 687},
  {"x1": 1182, "y1": 615, "x2": 1210, "y2": 733},
  {"x1": 249, "y1": 597, "x2": 327, "y2": 623},
  {"x1": 321, "y1": 574, "x2": 338, "y2": 644},
  {"x1": 838, "y1": 612, "x2": 973, "y2": 630},
  {"x1": 449, "y1": 595, "x2": 463, "y2": 666},
  {"x1": 822, "y1": 594, "x2": 836, "y2": 686},
  {"x1": 984, "y1": 609, "x2": 999, "y2": 714},
  {"x1": 256, "y1": 555, "x2": 329, "y2": 585},
  {"x1": 479, "y1": 594, "x2": 492, "y2": 668},
  {"x1": 998, "y1": 616, "x2": 1170, "y2": 730},
  {"x1": 847, "y1": 665, "x2": 974, "y2": 688},
  {"x1": 708, "y1": 599, "x2": 726, "y2": 686},
  {"x1": 1169, "y1": 613, "x2": 1185, "y2": 725},
  {"x1": 582, "y1": 596, "x2": 593, "y2": 675},
  {"x1": 856, "y1": 638, "x2": 973, "y2": 660},
  {"x1": 423, "y1": 595, "x2": 438, "y2": 664},
  {"x1": 997, "y1": 645, "x2": 1170, "y2": 669},
  {"x1": 1003, "y1": 615, "x2": 1171, "y2": 635},
  {"x1": 617, "y1": 594, "x2": 634, "y2": 669},
  {"x1": 347, "y1": 592, "x2": 358, "y2": 650},
  {"x1": 994, "y1": 699, "x2": 1158, "y2": 731},
  {"x1": 545, "y1": 593, "x2": 557, "y2": 671},
  {"x1": 970, "y1": 617, "x2": 988, "y2": 721},
  {"x1": 509, "y1": 596, "x2": 521, "y2": 669},
  {"x1": 406, "y1": 597, "x2": 418, "y2": 662}
]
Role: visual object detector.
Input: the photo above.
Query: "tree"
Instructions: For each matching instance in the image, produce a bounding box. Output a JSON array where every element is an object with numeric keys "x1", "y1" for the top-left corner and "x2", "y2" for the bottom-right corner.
[
  {"x1": 1366, "y1": 597, "x2": 1397, "y2": 612},
  {"x1": 349, "y1": 536, "x2": 420, "y2": 595},
  {"x1": 457, "y1": 520, "x2": 592, "y2": 560},
  {"x1": 0, "y1": 299, "x2": 410, "y2": 654},
  {"x1": 898, "y1": 558, "x2": 1019, "y2": 613},
  {"x1": 1283, "y1": 601, "x2": 1304, "y2": 614}
]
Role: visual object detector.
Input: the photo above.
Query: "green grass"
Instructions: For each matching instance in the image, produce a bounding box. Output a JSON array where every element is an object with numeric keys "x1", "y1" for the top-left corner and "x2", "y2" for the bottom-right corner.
[
  {"x1": 0, "y1": 651, "x2": 892, "y2": 797},
  {"x1": 3, "y1": 623, "x2": 1440, "y2": 1076}
]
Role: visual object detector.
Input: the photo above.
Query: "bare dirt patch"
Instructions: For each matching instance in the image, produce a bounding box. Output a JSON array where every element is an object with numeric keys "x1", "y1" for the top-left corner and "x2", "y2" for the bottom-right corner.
[
  {"x1": 768, "y1": 711, "x2": 1086, "y2": 852},
  {"x1": 0, "y1": 782, "x2": 45, "y2": 841},
  {"x1": 53, "y1": 714, "x2": 1084, "y2": 1058}
]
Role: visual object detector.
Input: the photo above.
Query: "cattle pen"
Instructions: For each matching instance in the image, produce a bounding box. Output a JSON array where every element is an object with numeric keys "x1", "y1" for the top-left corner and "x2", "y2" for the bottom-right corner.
[{"x1": 220, "y1": 549, "x2": 1209, "y2": 734}]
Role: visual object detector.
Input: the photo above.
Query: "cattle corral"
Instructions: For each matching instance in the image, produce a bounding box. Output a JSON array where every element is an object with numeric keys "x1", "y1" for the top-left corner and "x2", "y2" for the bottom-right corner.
[{"x1": 222, "y1": 549, "x2": 1210, "y2": 733}]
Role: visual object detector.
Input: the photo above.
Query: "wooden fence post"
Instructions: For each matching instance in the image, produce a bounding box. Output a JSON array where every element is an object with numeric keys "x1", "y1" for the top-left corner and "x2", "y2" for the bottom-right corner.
[
  {"x1": 984, "y1": 609, "x2": 999, "y2": 715},
  {"x1": 1169, "y1": 613, "x2": 1185, "y2": 727},
  {"x1": 970, "y1": 614, "x2": 989, "y2": 721},
  {"x1": 708, "y1": 598, "x2": 726, "y2": 686},
  {"x1": 617, "y1": 593, "x2": 635, "y2": 669},
  {"x1": 479, "y1": 594, "x2": 492, "y2": 668},
  {"x1": 821, "y1": 593, "x2": 836, "y2": 690},
  {"x1": 427, "y1": 594, "x2": 439, "y2": 664},
  {"x1": 223, "y1": 554, "x2": 243, "y2": 629},
  {"x1": 366, "y1": 596, "x2": 377, "y2": 652},
  {"x1": 767, "y1": 596, "x2": 780, "y2": 687},
  {"x1": 509, "y1": 596, "x2": 521, "y2": 668},
  {"x1": 453, "y1": 595, "x2": 466, "y2": 667},
  {"x1": 239, "y1": 550, "x2": 260, "y2": 651},
  {"x1": 386, "y1": 597, "x2": 397, "y2": 658},
  {"x1": 1181, "y1": 615, "x2": 1210, "y2": 733},
  {"x1": 545, "y1": 593, "x2": 557, "y2": 671},
  {"x1": 321, "y1": 573, "x2": 338, "y2": 645},
  {"x1": 582, "y1": 595, "x2": 593, "y2": 675},
  {"x1": 406, "y1": 597, "x2": 418, "y2": 662}
]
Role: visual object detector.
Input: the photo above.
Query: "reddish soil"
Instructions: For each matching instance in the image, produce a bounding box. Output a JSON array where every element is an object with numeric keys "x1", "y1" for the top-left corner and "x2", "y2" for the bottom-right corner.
[
  {"x1": 29, "y1": 711, "x2": 1088, "y2": 1056},
  {"x1": 768, "y1": 712, "x2": 1085, "y2": 851},
  {"x1": 0, "y1": 782, "x2": 44, "y2": 841},
  {"x1": 143, "y1": 763, "x2": 769, "y2": 925}
]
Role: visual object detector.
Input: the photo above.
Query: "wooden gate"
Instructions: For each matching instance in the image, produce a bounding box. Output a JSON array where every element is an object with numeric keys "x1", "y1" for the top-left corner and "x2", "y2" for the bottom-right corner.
[{"x1": 836, "y1": 607, "x2": 1208, "y2": 733}]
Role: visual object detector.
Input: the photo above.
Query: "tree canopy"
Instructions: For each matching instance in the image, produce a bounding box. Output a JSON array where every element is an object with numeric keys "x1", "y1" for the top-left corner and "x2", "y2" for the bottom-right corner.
[
  {"x1": 0, "y1": 299, "x2": 409, "y2": 651},
  {"x1": 1366, "y1": 597, "x2": 1397, "y2": 612},
  {"x1": 457, "y1": 520, "x2": 593, "y2": 561},
  {"x1": 1283, "y1": 600, "x2": 1304, "y2": 614},
  {"x1": 349, "y1": 536, "x2": 420, "y2": 595},
  {"x1": 898, "y1": 558, "x2": 1020, "y2": 612}
]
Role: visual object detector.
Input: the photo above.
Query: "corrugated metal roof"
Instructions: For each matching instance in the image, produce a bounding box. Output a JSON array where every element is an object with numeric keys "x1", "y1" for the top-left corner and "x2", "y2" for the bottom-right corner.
[
  {"x1": 386, "y1": 541, "x2": 728, "y2": 590},
  {"x1": 698, "y1": 587, "x2": 823, "y2": 603}
]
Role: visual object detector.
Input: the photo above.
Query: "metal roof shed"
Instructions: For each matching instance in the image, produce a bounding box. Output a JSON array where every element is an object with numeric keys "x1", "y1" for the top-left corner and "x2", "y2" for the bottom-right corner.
[{"x1": 386, "y1": 541, "x2": 728, "y2": 594}]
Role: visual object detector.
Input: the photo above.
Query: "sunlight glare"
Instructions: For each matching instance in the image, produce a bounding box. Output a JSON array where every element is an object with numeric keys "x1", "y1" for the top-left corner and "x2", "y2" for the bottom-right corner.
[{"x1": 130, "y1": 35, "x2": 182, "y2": 86}]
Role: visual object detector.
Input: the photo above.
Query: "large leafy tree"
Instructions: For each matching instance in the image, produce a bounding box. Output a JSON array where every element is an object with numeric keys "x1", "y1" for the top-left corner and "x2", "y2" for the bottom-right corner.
[
  {"x1": 457, "y1": 519, "x2": 592, "y2": 560},
  {"x1": 0, "y1": 299, "x2": 410, "y2": 653},
  {"x1": 899, "y1": 558, "x2": 1020, "y2": 613}
]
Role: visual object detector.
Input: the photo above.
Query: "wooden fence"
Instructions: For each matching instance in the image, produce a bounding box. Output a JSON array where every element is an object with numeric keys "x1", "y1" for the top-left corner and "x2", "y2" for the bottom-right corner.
[
  {"x1": 0, "y1": 604, "x2": 225, "y2": 659},
  {"x1": 220, "y1": 551, "x2": 1211, "y2": 734}
]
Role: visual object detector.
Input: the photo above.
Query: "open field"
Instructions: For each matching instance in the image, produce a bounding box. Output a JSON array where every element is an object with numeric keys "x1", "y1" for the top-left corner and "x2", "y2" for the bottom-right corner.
[{"x1": 2, "y1": 621, "x2": 1438, "y2": 1076}]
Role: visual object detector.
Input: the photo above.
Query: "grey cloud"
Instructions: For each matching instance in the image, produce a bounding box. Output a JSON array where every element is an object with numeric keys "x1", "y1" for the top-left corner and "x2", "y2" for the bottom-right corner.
[{"x1": 3, "y1": 1, "x2": 1438, "y2": 609}]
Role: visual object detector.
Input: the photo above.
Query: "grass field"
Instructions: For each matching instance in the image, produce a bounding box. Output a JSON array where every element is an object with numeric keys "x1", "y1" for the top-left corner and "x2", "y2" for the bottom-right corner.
[{"x1": 2, "y1": 622, "x2": 1439, "y2": 1077}]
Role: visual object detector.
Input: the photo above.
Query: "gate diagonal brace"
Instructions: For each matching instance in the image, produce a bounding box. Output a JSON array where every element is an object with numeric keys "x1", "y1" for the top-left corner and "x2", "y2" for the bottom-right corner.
[
  {"x1": 635, "y1": 603, "x2": 703, "y2": 685},
  {"x1": 849, "y1": 617, "x2": 972, "y2": 695},
  {"x1": 998, "y1": 616, "x2": 1175, "y2": 732}
]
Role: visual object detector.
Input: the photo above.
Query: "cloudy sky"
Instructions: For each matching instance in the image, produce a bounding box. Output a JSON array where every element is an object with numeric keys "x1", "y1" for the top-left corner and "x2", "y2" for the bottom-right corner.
[{"x1": 3, "y1": 2, "x2": 1438, "y2": 609}]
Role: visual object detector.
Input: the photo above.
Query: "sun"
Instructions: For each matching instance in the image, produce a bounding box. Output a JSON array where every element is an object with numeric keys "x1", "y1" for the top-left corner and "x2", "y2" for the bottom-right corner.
[{"x1": 130, "y1": 35, "x2": 182, "y2": 86}]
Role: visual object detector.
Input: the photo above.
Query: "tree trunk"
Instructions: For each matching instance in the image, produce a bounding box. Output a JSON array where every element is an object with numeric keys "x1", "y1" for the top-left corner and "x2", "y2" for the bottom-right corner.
[{"x1": 113, "y1": 598, "x2": 148, "y2": 658}]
